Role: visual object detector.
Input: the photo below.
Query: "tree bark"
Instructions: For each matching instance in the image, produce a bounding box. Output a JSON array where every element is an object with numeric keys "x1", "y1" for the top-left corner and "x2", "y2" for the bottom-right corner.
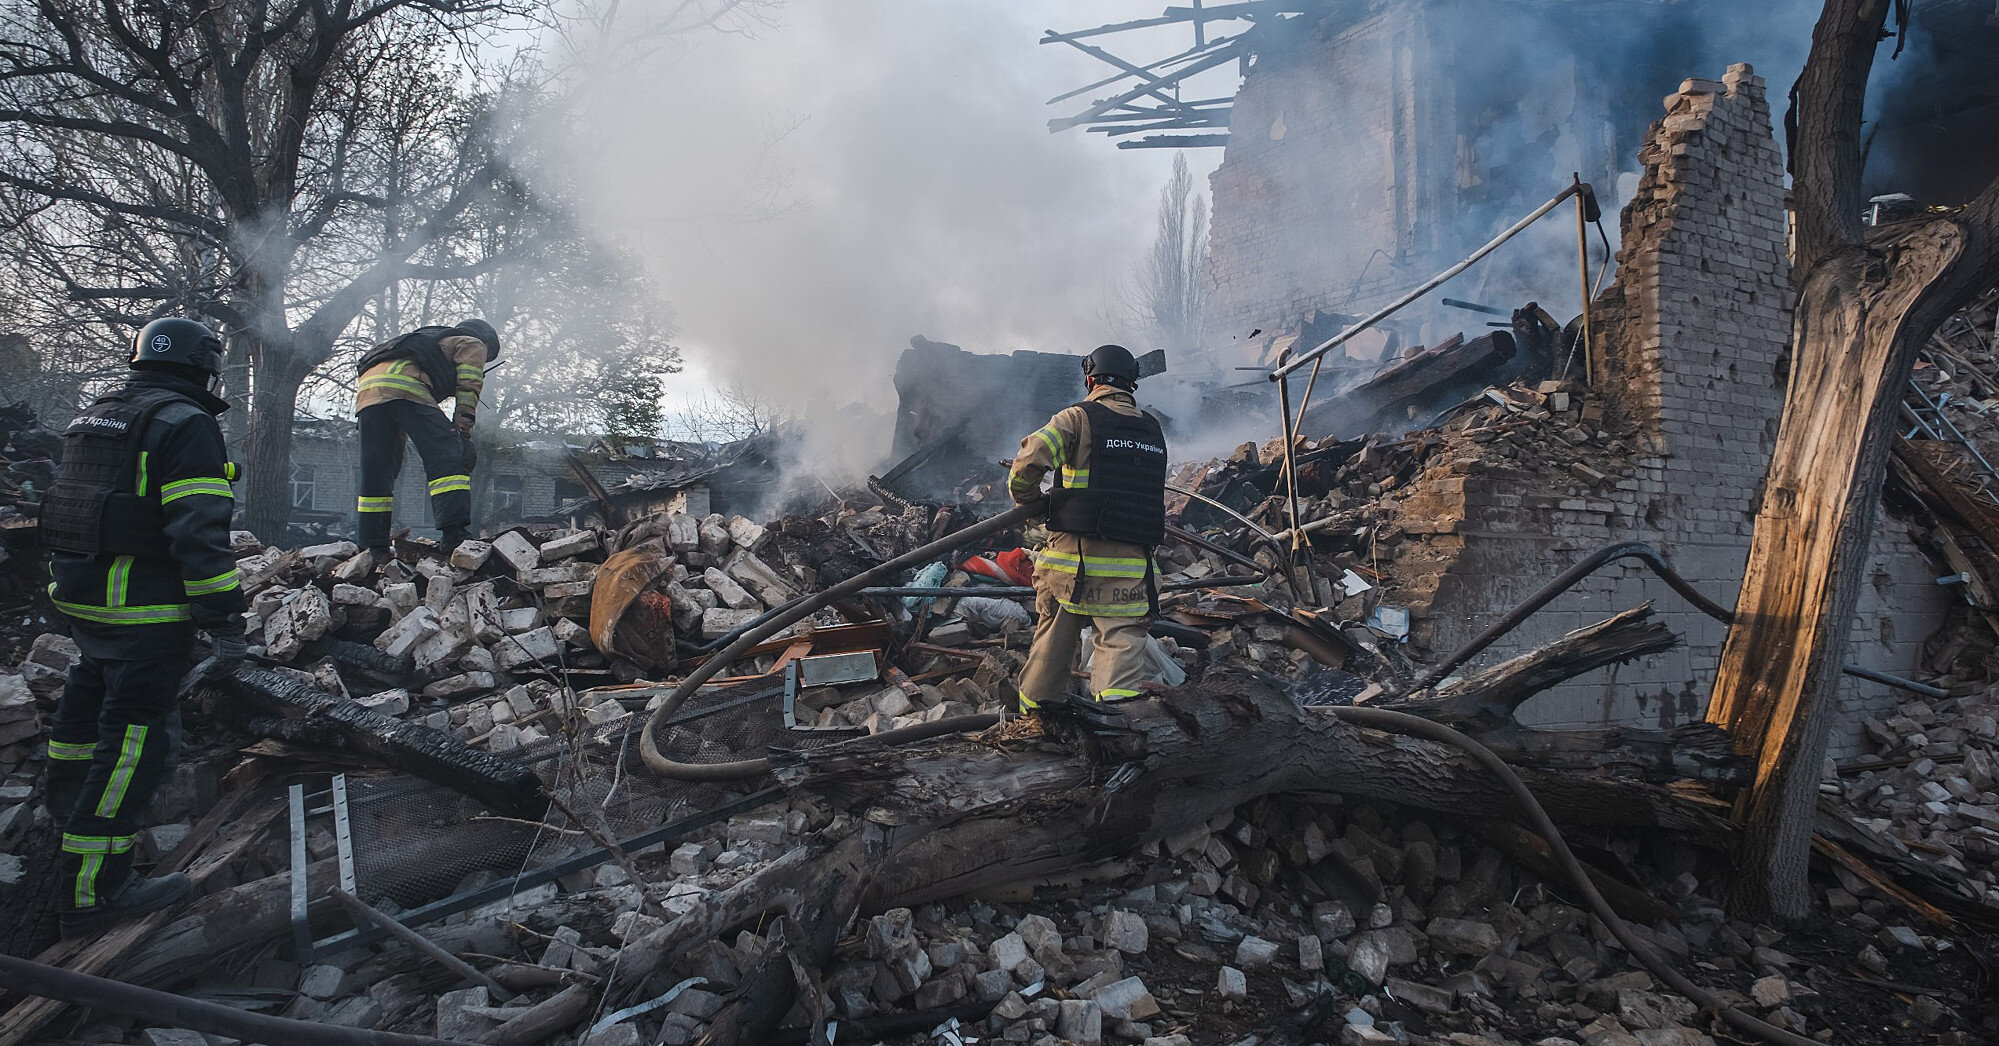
[
  {"x1": 619, "y1": 663, "x2": 1734, "y2": 1042},
  {"x1": 239, "y1": 334, "x2": 314, "y2": 541},
  {"x1": 1706, "y1": 0, "x2": 1999, "y2": 920}
]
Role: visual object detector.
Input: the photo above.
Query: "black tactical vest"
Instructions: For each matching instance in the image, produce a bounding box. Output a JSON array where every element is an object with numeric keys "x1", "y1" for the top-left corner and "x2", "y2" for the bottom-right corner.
[
  {"x1": 38, "y1": 386, "x2": 192, "y2": 556},
  {"x1": 356, "y1": 326, "x2": 457, "y2": 402},
  {"x1": 1049, "y1": 401, "x2": 1168, "y2": 547}
]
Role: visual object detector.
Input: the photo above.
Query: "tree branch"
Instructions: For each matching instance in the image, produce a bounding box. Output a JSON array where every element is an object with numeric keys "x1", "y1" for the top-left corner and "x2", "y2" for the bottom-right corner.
[{"x1": 1790, "y1": 0, "x2": 1894, "y2": 271}]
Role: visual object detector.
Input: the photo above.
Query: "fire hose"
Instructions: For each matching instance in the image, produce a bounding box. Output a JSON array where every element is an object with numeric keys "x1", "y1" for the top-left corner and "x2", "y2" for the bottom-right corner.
[{"x1": 636, "y1": 512, "x2": 1828, "y2": 1046}]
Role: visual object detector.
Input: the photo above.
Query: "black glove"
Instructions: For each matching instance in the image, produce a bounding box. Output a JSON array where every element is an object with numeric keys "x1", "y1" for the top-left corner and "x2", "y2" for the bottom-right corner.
[
  {"x1": 195, "y1": 629, "x2": 249, "y2": 682},
  {"x1": 459, "y1": 428, "x2": 477, "y2": 472}
]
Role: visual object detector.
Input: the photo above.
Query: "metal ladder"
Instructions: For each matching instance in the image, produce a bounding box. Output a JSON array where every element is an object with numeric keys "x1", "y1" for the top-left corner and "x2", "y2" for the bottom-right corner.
[{"x1": 1902, "y1": 377, "x2": 1999, "y2": 508}]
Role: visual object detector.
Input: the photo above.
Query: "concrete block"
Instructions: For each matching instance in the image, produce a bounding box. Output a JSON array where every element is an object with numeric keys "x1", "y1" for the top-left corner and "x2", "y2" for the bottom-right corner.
[
  {"x1": 423, "y1": 672, "x2": 496, "y2": 699},
  {"x1": 495, "y1": 627, "x2": 560, "y2": 670},
  {"x1": 490, "y1": 532, "x2": 540, "y2": 574},
  {"x1": 450, "y1": 540, "x2": 493, "y2": 571},
  {"x1": 540, "y1": 530, "x2": 600, "y2": 560},
  {"x1": 355, "y1": 690, "x2": 411, "y2": 717},
  {"x1": 665, "y1": 513, "x2": 702, "y2": 553},
  {"x1": 702, "y1": 568, "x2": 760, "y2": 611},
  {"x1": 726, "y1": 515, "x2": 765, "y2": 549},
  {"x1": 722, "y1": 549, "x2": 798, "y2": 605}
]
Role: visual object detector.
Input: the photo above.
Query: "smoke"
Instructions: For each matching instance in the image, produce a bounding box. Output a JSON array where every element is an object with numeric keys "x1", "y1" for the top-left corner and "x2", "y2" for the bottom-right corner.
[{"x1": 539, "y1": 1, "x2": 1201, "y2": 484}]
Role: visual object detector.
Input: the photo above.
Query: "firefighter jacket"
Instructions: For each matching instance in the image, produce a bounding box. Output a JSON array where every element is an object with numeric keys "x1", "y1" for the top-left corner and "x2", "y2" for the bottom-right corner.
[
  {"x1": 1008, "y1": 385, "x2": 1164, "y2": 619},
  {"x1": 354, "y1": 332, "x2": 487, "y2": 429},
  {"x1": 43, "y1": 372, "x2": 247, "y2": 655}
]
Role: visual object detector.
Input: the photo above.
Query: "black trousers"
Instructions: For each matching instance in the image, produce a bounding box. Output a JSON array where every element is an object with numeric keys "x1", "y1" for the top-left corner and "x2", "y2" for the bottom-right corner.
[
  {"x1": 46, "y1": 644, "x2": 189, "y2": 912},
  {"x1": 357, "y1": 400, "x2": 471, "y2": 548}
]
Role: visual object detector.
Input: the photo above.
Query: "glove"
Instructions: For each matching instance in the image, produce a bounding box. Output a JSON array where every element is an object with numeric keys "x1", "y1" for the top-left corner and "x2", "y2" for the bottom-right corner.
[
  {"x1": 195, "y1": 630, "x2": 249, "y2": 682},
  {"x1": 459, "y1": 428, "x2": 477, "y2": 472}
]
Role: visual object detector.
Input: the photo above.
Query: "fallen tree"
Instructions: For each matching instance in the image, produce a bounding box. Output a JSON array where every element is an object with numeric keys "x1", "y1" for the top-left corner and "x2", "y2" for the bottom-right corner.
[{"x1": 615, "y1": 608, "x2": 1735, "y2": 1044}]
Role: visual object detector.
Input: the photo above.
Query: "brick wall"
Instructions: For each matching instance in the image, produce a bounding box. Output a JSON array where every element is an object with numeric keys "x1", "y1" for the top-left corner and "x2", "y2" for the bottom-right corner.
[{"x1": 1369, "y1": 66, "x2": 1948, "y2": 759}]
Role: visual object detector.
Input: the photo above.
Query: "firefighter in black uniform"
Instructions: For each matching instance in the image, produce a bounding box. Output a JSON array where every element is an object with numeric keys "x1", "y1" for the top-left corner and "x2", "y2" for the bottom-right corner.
[
  {"x1": 353, "y1": 320, "x2": 498, "y2": 556},
  {"x1": 38, "y1": 317, "x2": 248, "y2": 936}
]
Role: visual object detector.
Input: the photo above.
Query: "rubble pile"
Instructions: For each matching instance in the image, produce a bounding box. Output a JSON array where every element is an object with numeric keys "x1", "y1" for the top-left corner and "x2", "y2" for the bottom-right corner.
[{"x1": 1844, "y1": 692, "x2": 1999, "y2": 905}]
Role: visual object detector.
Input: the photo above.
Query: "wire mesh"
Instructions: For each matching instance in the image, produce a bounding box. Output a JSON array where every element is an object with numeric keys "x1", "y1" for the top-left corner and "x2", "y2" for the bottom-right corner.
[{"x1": 343, "y1": 676, "x2": 851, "y2": 910}]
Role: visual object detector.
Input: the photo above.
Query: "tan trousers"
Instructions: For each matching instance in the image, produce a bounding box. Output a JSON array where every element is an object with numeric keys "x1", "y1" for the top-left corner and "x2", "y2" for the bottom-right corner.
[{"x1": 1017, "y1": 585, "x2": 1154, "y2": 711}]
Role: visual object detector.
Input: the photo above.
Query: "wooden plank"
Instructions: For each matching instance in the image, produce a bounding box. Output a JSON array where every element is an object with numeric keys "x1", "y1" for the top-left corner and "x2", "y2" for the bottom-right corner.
[{"x1": 0, "y1": 773, "x2": 278, "y2": 1046}]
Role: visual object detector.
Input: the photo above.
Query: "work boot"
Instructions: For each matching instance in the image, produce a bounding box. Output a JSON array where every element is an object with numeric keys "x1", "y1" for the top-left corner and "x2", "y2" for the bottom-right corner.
[
  {"x1": 439, "y1": 528, "x2": 469, "y2": 556},
  {"x1": 59, "y1": 872, "x2": 192, "y2": 938}
]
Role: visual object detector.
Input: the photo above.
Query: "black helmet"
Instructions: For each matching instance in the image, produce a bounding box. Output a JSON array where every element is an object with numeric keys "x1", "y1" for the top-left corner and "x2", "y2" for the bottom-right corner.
[
  {"x1": 130, "y1": 317, "x2": 223, "y2": 376},
  {"x1": 1081, "y1": 344, "x2": 1139, "y2": 388},
  {"x1": 453, "y1": 318, "x2": 500, "y2": 362}
]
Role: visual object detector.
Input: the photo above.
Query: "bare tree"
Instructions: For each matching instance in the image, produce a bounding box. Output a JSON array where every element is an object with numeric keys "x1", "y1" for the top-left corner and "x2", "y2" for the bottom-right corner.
[
  {"x1": 1137, "y1": 151, "x2": 1210, "y2": 357},
  {"x1": 1707, "y1": 0, "x2": 1999, "y2": 919},
  {"x1": 669, "y1": 382, "x2": 786, "y2": 443},
  {"x1": 0, "y1": 1, "x2": 536, "y2": 538}
]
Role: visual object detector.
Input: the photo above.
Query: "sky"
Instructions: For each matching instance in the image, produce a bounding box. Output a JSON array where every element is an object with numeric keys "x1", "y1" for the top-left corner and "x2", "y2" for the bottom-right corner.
[{"x1": 546, "y1": 1, "x2": 1235, "y2": 435}]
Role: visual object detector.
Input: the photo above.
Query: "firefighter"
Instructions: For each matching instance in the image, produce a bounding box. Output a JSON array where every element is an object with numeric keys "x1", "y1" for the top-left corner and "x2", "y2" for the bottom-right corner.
[
  {"x1": 353, "y1": 319, "x2": 499, "y2": 556},
  {"x1": 38, "y1": 317, "x2": 247, "y2": 936},
  {"x1": 1008, "y1": 344, "x2": 1169, "y2": 712}
]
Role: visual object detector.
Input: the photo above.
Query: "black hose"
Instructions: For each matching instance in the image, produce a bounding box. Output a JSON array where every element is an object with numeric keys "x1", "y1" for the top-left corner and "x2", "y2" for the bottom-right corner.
[
  {"x1": 1321, "y1": 706, "x2": 1820, "y2": 1046},
  {"x1": 640, "y1": 504, "x2": 1037, "y2": 779},
  {"x1": 1407, "y1": 541, "x2": 1944, "y2": 699},
  {"x1": 0, "y1": 953, "x2": 463, "y2": 1046}
]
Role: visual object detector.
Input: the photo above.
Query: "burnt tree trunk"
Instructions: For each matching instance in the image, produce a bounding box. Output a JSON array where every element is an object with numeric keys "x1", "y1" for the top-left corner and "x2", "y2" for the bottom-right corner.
[
  {"x1": 617, "y1": 639, "x2": 1733, "y2": 1044},
  {"x1": 1706, "y1": 0, "x2": 1999, "y2": 920},
  {"x1": 238, "y1": 337, "x2": 313, "y2": 542}
]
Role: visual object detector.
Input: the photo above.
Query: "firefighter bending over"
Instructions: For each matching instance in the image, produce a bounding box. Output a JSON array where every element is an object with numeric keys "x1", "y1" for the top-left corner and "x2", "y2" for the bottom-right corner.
[
  {"x1": 38, "y1": 318, "x2": 247, "y2": 936},
  {"x1": 1008, "y1": 344, "x2": 1170, "y2": 711},
  {"x1": 353, "y1": 319, "x2": 500, "y2": 556}
]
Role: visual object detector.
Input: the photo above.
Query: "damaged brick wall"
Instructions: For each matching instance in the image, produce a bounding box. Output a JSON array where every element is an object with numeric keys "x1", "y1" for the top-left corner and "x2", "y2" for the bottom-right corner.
[{"x1": 1374, "y1": 65, "x2": 1948, "y2": 757}]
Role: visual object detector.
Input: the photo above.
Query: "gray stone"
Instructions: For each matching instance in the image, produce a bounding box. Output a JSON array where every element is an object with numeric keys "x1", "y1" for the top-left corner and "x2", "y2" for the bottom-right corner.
[
  {"x1": 990, "y1": 931, "x2": 1030, "y2": 971},
  {"x1": 138, "y1": 1030, "x2": 208, "y2": 1046},
  {"x1": 974, "y1": 967, "x2": 1016, "y2": 1002},
  {"x1": 581, "y1": 1025, "x2": 645, "y2": 1046},
  {"x1": 1877, "y1": 925, "x2": 1924, "y2": 950},
  {"x1": 1749, "y1": 976, "x2": 1790, "y2": 1008},
  {"x1": 1101, "y1": 909, "x2": 1149, "y2": 954},
  {"x1": 1347, "y1": 935, "x2": 1391, "y2": 985},
  {"x1": 1386, "y1": 976, "x2": 1454, "y2": 1014},
  {"x1": 1427, "y1": 917, "x2": 1501, "y2": 956},
  {"x1": 1234, "y1": 935, "x2": 1279, "y2": 969},
  {"x1": 1298, "y1": 933, "x2": 1323, "y2": 972},
  {"x1": 1091, "y1": 976, "x2": 1159, "y2": 1021},
  {"x1": 1215, "y1": 965, "x2": 1247, "y2": 999},
  {"x1": 1057, "y1": 999, "x2": 1102, "y2": 1045},
  {"x1": 915, "y1": 971, "x2": 968, "y2": 1009},
  {"x1": 298, "y1": 963, "x2": 347, "y2": 1000},
  {"x1": 669, "y1": 987, "x2": 726, "y2": 1019},
  {"x1": 434, "y1": 986, "x2": 499, "y2": 1041}
]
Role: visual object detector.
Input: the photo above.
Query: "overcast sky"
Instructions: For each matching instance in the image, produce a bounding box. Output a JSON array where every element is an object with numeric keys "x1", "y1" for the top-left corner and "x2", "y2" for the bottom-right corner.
[{"x1": 551, "y1": 1, "x2": 1232, "y2": 426}]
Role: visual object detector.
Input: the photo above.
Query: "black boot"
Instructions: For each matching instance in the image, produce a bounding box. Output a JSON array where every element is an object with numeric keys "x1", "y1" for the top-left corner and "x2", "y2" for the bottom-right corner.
[
  {"x1": 440, "y1": 527, "x2": 469, "y2": 555},
  {"x1": 59, "y1": 872, "x2": 191, "y2": 938}
]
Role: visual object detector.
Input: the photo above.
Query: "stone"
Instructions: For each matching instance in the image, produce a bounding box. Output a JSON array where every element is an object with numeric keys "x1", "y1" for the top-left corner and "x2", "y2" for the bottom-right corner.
[
  {"x1": 1427, "y1": 917, "x2": 1501, "y2": 956},
  {"x1": 375, "y1": 606, "x2": 439, "y2": 658},
  {"x1": 434, "y1": 986, "x2": 500, "y2": 1041},
  {"x1": 1102, "y1": 909, "x2": 1149, "y2": 954},
  {"x1": 449, "y1": 540, "x2": 493, "y2": 570},
  {"x1": 581, "y1": 1025, "x2": 645, "y2": 1046},
  {"x1": 540, "y1": 530, "x2": 601, "y2": 560},
  {"x1": 494, "y1": 626, "x2": 560, "y2": 670},
  {"x1": 1016, "y1": 914, "x2": 1062, "y2": 957},
  {"x1": 1909, "y1": 993, "x2": 1946, "y2": 1025},
  {"x1": 1234, "y1": 935, "x2": 1279, "y2": 969},
  {"x1": 702, "y1": 567, "x2": 760, "y2": 611},
  {"x1": 723, "y1": 548, "x2": 801, "y2": 605},
  {"x1": 138, "y1": 1029, "x2": 208, "y2": 1046},
  {"x1": 490, "y1": 531, "x2": 540, "y2": 573},
  {"x1": 1298, "y1": 933, "x2": 1323, "y2": 972},
  {"x1": 1877, "y1": 925, "x2": 1924, "y2": 951},
  {"x1": 701, "y1": 607, "x2": 760, "y2": 639},
  {"x1": 1385, "y1": 976, "x2": 1454, "y2": 1014},
  {"x1": 423, "y1": 672, "x2": 495, "y2": 699},
  {"x1": 0, "y1": 853, "x2": 26, "y2": 887},
  {"x1": 915, "y1": 971, "x2": 968, "y2": 1009},
  {"x1": 666, "y1": 514, "x2": 702, "y2": 553},
  {"x1": 1091, "y1": 976, "x2": 1160, "y2": 1021},
  {"x1": 298, "y1": 963, "x2": 347, "y2": 999},
  {"x1": 1347, "y1": 935, "x2": 1391, "y2": 985},
  {"x1": 1057, "y1": 999, "x2": 1103, "y2": 1045},
  {"x1": 1214, "y1": 965, "x2": 1248, "y2": 999},
  {"x1": 990, "y1": 932, "x2": 1031, "y2": 972},
  {"x1": 974, "y1": 968, "x2": 1015, "y2": 1002},
  {"x1": 355, "y1": 689, "x2": 410, "y2": 717},
  {"x1": 1748, "y1": 976, "x2": 1790, "y2": 1008},
  {"x1": 668, "y1": 987, "x2": 726, "y2": 1019}
]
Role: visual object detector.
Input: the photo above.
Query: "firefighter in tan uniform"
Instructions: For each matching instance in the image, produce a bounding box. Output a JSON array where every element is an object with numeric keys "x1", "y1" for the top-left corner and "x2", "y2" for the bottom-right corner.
[
  {"x1": 1009, "y1": 345, "x2": 1169, "y2": 711},
  {"x1": 353, "y1": 319, "x2": 499, "y2": 554}
]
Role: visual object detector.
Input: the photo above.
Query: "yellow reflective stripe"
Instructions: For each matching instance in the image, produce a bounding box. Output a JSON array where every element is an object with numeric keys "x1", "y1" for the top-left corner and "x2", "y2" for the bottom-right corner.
[
  {"x1": 136, "y1": 451, "x2": 150, "y2": 496},
  {"x1": 107, "y1": 555, "x2": 132, "y2": 607},
  {"x1": 1059, "y1": 466, "x2": 1090, "y2": 488},
  {"x1": 223, "y1": 461, "x2": 239, "y2": 481},
  {"x1": 61, "y1": 832, "x2": 138, "y2": 855},
  {"x1": 360, "y1": 374, "x2": 432, "y2": 396},
  {"x1": 75, "y1": 853, "x2": 103, "y2": 908},
  {"x1": 1034, "y1": 551, "x2": 1150, "y2": 577},
  {"x1": 1033, "y1": 427, "x2": 1065, "y2": 468},
  {"x1": 94, "y1": 724, "x2": 149, "y2": 818},
  {"x1": 456, "y1": 365, "x2": 483, "y2": 377},
  {"x1": 1098, "y1": 688, "x2": 1141, "y2": 698},
  {"x1": 184, "y1": 569, "x2": 240, "y2": 596},
  {"x1": 52, "y1": 595, "x2": 192, "y2": 625},
  {"x1": 1017, "y1": 691, "x2": 1039, "y2": 711},
  {"x1": 428, "y1": 474, "x2": 470, "y2": 495},
  {"x1": 1056, "y1": 598, "x2": 1150, "y2": 617},
  {"x1": 159, "y1": 478, "x2": 233, "y2": 503},
  {"x1": 357, "y1": 496, "x2": 394, "y2": 512},
  {"x1": 47, "y1": 740, "x2": 96, "y2": 761}
]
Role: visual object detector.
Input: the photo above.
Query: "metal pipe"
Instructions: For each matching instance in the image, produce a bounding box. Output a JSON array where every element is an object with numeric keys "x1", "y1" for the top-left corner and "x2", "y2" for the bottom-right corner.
[
  {"x1": 329, "y1": 888, "x2": 512, "y2": 1001},
  {"x1": 0, "y1": 953, "x2": 464, "y2": 1046},
  {"x1": 1270, "y1": 183, "x2": 1582, "y2": 381},
  {"x1": 1574, "y1": 173, "x2": 1594, "y2": 386},
  {"x1": 858, "y1": 576, "x2": 1268, "y2": 599},
  {"x1": 1274, "y1": 351, "x2": 1313, "y2": 602}
]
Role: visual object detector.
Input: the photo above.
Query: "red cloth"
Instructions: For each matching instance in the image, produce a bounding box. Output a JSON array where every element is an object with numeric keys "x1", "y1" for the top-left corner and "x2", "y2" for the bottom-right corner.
[{"x1": 964, "y1": 547, "x2": 1035, "y2": 586}]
